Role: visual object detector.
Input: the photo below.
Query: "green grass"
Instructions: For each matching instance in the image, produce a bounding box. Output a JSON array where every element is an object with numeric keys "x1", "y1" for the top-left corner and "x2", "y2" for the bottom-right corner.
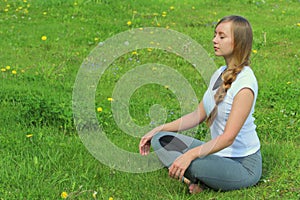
[{"x1": 1, "y1": 0, "x2": 299, "y2": 199}]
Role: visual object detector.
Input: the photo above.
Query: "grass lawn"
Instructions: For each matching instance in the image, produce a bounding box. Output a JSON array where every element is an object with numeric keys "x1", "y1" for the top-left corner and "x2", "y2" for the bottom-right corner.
[{"x1": 0, "y1": 0, "x2": 299, "y2": 199}]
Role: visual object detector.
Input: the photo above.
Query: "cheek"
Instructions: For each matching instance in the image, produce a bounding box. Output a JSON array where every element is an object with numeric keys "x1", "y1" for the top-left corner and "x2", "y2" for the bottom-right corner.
[
  {"x1": 231, "y1": 42, "x2": 234, "y2": 50},
  {"x1": 226, "y1": 40, "x2": 234, "y2": 52},
  {"x1": 230, "y1": 40, "x2": 234, "y2": 49},
  {"x1": 230, "y1": 44, "x2": 234, "y2": 52}
]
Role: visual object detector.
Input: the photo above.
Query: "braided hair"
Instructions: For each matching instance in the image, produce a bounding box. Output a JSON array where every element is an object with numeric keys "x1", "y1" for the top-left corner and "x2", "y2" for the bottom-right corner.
[{"x1": 206, "y1": 15, "x2": 253, "y2": 126}]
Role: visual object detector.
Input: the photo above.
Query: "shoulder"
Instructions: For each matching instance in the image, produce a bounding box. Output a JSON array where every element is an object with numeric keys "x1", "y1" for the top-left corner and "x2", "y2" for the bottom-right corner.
[
  {"x1": 236, "y1": 66, "x2": 257, "y2": 85},
  {"x1": 230, "y1": 66, "x2": 258, "y2": 97},
  {"x1": 238, "y1": 66, "x2": 256, "y2": 77}
]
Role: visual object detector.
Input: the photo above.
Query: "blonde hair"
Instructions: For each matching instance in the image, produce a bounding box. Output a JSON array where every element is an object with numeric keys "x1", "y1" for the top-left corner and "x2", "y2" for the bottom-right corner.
[{"x1": 206, "y1": 15, "x2": 253, "y2": 126}]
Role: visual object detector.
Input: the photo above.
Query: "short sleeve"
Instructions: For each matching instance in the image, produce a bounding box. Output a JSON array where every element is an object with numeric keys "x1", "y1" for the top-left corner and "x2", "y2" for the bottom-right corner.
[{"x1": 228, "y1": 67, "x2": 258, "y2": 99}]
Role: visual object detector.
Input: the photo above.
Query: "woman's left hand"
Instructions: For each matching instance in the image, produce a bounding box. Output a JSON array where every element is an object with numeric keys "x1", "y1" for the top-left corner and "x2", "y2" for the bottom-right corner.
[{"x1": 168, "y1": 150, "x2": 195, "y2": 181}]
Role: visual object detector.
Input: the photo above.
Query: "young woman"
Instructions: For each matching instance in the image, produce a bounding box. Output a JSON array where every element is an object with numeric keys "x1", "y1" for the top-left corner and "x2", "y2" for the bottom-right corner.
[{"x1": 139, "y1": 15, "x2": 262, "y2": 193}]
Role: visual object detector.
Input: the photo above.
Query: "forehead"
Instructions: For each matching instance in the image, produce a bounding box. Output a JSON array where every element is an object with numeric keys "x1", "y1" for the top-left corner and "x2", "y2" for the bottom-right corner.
[{"x1": 215, "y1": 21, "x2": 232, "y2": 35}]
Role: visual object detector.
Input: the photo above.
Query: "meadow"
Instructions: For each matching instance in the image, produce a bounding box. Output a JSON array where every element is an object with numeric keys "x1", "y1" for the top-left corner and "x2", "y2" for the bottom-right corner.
[{"x1": 0, "y1": 0, "x2": 299, "y2": 199}]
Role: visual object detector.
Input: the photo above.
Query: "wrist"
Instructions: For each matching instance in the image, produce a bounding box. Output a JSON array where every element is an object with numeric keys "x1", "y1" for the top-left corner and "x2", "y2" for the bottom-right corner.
[
  {"x1": 154, "y1": 125, "x2": 164, "y2": 133},
  {"x1": 187, "y1": 148, "x2": 200, "y2": 161}
]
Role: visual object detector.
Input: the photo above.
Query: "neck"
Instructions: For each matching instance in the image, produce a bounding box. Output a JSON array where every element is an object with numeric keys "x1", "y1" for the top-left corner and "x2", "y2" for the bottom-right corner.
[
  {"x1": 225, "y1": 58, "x2": 231, "y2": 68},
  {"x1": 225, "y1": 57, "x2": 234, "y2": 68}
]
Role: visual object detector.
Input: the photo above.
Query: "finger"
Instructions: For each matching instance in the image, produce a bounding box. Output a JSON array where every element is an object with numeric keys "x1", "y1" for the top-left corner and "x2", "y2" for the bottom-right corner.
[
  {"x1": 142, "y1": 143, "x2": 151, "y2": 155},
  {"x1": 179, "y1": 170, "x2": 185, "y2": 181},
  {"x1": 139, "y1": 139, "x2": 148, "y2": 154},
  {"x1": 175, "y1": 169, "x2": 181, "y2": 179},
  {"x1": 143, "y1": 145, "x2": 149, "y2": 155},
  {"x1": 168, "y1": 166, "x2": 175, "y2": 177},
  {"x1": 139, "y1": 141, "x2": 146, "y2": 155},
  {"x1": 140, "y1": 145, "x2": 147, "y2": 155},
  {"x1": 139, "y1": 138, "x2": 146, "y2": 148},
  {"x1": 139, "y1": 144, "x2": 144, "y2": 155},
  {"x1": 169, "y1": 167, "x2": 181, "y2": 179}
]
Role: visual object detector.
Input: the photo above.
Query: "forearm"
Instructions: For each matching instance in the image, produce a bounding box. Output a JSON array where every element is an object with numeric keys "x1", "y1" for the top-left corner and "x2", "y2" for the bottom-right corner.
[
  {"x1": 188, "y1": 134, "x2": 233, "y2": 159},
  {"x1": 159, "y1": 111, "x2": 201, "y2": 132},
  {"x1": 156, "y1": 101, "x2": 206, "y2": 133}
]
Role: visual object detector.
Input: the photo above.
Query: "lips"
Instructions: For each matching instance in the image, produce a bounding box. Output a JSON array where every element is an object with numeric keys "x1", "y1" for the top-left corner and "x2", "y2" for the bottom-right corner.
[{"x1": 214, "y1": 46, "x2": 219, "y2": 51}]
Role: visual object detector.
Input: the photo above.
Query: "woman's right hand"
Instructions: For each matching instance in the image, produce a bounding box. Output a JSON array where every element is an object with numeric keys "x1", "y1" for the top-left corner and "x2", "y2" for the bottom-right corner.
[{"x1": 139, "y1": 129, "x2": 159, "y2": 156}]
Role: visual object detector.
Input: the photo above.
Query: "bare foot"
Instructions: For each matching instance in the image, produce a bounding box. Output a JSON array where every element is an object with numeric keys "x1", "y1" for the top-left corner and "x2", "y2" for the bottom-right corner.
[{"x1": 189, "y1": 183, "x2": 203, "y2": 194}]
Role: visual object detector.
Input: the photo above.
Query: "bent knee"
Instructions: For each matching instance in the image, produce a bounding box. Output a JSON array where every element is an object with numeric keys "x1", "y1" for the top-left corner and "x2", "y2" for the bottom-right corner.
[{"x1": 151, "y1": 131, "x2": 167, "y2": 150}]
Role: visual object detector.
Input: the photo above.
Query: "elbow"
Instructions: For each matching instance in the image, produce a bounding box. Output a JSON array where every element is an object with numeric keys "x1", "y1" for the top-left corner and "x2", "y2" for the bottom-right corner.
[
  {"x1": 227, "y1": 138, "x2": 235, "y2": 146},
  {"x1": 220, "y1": 134, "x2": 235, "y2": 147}
]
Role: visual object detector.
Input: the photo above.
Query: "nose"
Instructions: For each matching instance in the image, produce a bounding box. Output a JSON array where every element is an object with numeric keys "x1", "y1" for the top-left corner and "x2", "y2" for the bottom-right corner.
[{"x1": 212, "y1": 36, "x2": 217, "y2": 44}]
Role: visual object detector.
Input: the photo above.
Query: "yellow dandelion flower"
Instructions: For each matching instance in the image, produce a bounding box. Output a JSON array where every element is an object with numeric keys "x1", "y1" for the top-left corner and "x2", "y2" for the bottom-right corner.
[
  {"x1": 61, "y1": 191, "x2": 68, "y2": 199},
  {"x1": 127, "y1": 20, "x2": 132, "y2": 26},
  {"x1": 12, "y1": 70, "x2": 17, "y2": 75},
  {"x1": 74, "y1": 2, "x2": 78, "y2": 6},
  {"x1": 132, "y1": 51, "x2": 138, "y2": 56},
  {"x1": 43, "y1": 11, "x2": 47, "y2": 15},
  {"x1": 169, "y1": 6, "x2": 175, "y2": 10},
  {"x1": 41, "y1": 36, "x2": 47, "y2": 41},
  {"x1": 192, "y1": 6, "x2": 195, "y2": 10},
  {"x1": 27, "y1": 4, "x2": 30, "y2": 8},
  {"x1": 24, "y1": 9, "x2": 29, "y2": 14},
  {"x1": 166, "y1": 25, "x2": 170, "y2": 29},
  {"x1": 164, "y1": 85, "x2": 169, "y2": 89},
  {"x1": 286, "y1": 81, "x2": 291, "y2": 84},
  {"x1": 97, "y1": 107, "x2": 103, "y2": 112},
  {"x1": 147, "y1": 48, "x2": 152, "y2": 52},
  {"x1": 6, "y1": 4, "x2": 10, "y2": 8},
  {"x1": 6, "y1": 66, "x2": 11, "y2": 70},
  {"x1": 297, "y1": 23, "x2": 300, "y2": 27},
  {"x1": 107, "y1": 97, "x2": 114, "y2": 102},
  {"x1": 26, "y1": 134, "x2": 33, "y2": 138},
  {"x1": 4, "y1": 8, "x2": 8, "y2": 12},
  {"x1": 92, "y1": 191, "x2": 97, "y2": 199},
  {"x1": 94, "y1": 37, "x2": 99, "y2": 41},
  {"x1": 1, "y1": 68, "x2": 6, "y2": 72},
  {"x1": 109, "y1": 197, "x2": 113, "y2": 200},
  {"x1": 133, "y1": 10, "x2": 137, "y2": 14},
  {"x1": 252, "y1": 50, "x2": 257, "y2": 54},
  {"x1": 23, "y1": 0, "x2": 27, "y2": 2},
  {"x1": 157, "y1": 23, "x2": 161, "y2": 27},
  {"x1": 162, "y1": 11, "x2": 167, "y2": 17}
]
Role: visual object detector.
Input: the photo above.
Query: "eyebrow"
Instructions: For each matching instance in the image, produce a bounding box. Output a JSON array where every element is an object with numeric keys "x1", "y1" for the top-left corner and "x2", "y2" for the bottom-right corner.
[{"x1": 214, "y1": 31, "x2": 227, "y2": 36}]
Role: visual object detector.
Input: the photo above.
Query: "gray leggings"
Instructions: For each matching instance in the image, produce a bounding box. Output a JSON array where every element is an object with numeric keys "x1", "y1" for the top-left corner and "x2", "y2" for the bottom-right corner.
[{"x1": 151, "y1": 131, "x2": 262, "y2": 191}]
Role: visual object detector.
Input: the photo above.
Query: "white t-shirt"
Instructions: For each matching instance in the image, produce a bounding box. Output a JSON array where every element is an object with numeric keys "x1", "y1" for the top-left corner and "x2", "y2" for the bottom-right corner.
[{"x1": 203, "y1": 66, "x2": 260, "y2": 157}]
